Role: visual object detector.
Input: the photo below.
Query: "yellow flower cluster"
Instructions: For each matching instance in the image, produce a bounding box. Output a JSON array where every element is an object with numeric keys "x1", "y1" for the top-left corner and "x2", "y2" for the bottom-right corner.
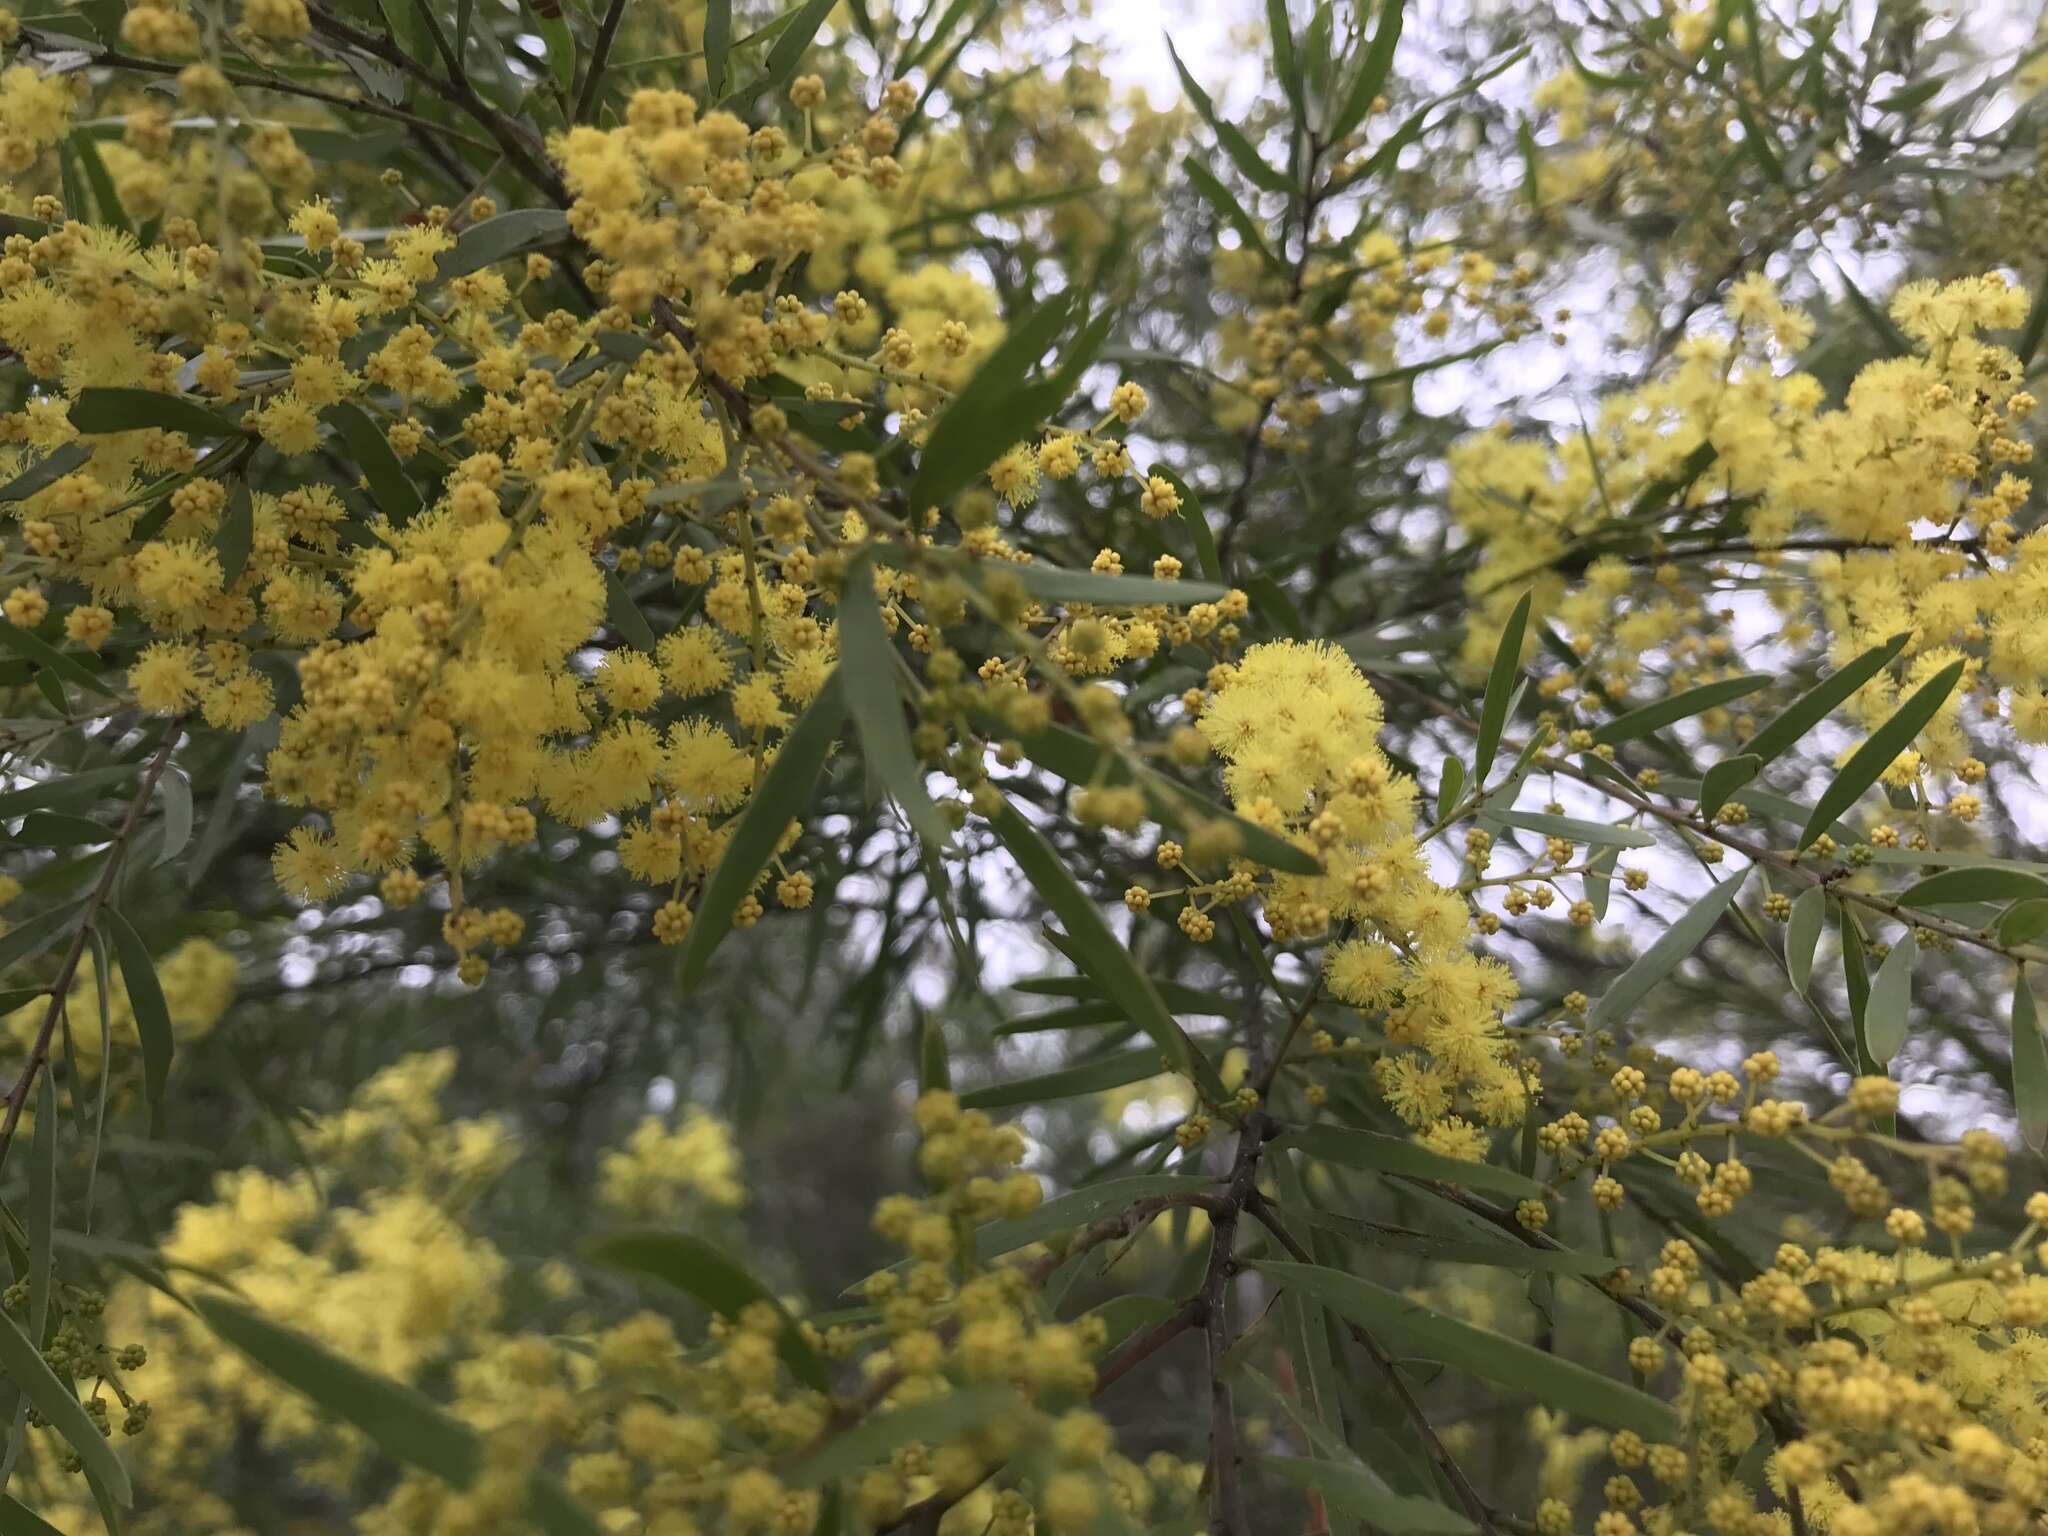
[
  {"x1": 1449, "y1": 275, "x2": 2042, "y2": 793},
  {"x1": 16, "y1": 1063, "x2": 1195, "y2": 1536}
]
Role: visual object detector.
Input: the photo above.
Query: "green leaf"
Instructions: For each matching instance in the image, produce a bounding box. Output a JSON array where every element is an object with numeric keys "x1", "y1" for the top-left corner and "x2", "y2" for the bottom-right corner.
[
  {"x1": 196, "y1": 1296, "x2": 601, "y2": 1535},
  {"x1": 1289, "y1": 1122, "x2": 1543, "y2": 1199},
  {"x1": 1261, "y1": 1457, "x2": 1472, "y2": 1535},
  {"x1": 1184, "y1": 155, "x2": 1281, "y2": 271},
  {"x1": 996, "y1": 718, "x2": 1320, "y2": 876},
  {"x1": 604, "y1": 572, "x2": 658, "y2": 653},
  {"x1": 1743, "y1": 632, "x2": 1910, "y2": 767},
  {"x1": 1589, "y1": 868, "x2": 1750, "y2": 1028},
  {"x1": 1007, "y1": 564, "x2": 1227, "y2": 608},
  {"x1": 0, "y1": 767, "x2": 136, "y2": 821},
  {"x1": 987, "y1": 800, "x2": 1226, "y2": 1102},
  {"x1": 1149, "y1": 464, "x2": 1223, "y2": 584},
  {"x1": 1486, "y1": 811, "x2": 1653, "y2": 849},
  {"x1": 759, "y1": 0, "x2": 839, "y2": 105},
  {"x1": 1895, "y1": 868, "x2": 2048, "y2": 909},
  {"x1": 1473, "y1": 591, "x2": 1531, "y2": 786},
  {"x1": 436, "y1": 209, "x2": 571, "y2": 280},
  {"x1": 0, "y1": 442, "x2": 92, "y2": 503},
  {"x1": 976, "y1": 1173, "x2": 1213, "y2": 1260},
  {"x1": 1329, "y1": 0, "x2": 1406, "y2": 140},
  {"x1": 992, "y1": 1001, "x2": 1123, "y2": 1036},
  {"x1": 12, "y1": 812, "x2": 110, "y2": 846},
  {"x1": 2013, "y1": 971, "x2": 2048, "y2": 1153},
  {"x1": 583, "y1": 1230, "x2": 829, "y2": 1391},
  {"x1": 0, "y1": 901, "x2": 85, "y2": 977},
  {"x1": 907, "y1": 291, "x2": 1093, "y2": 511},
  {"x1": 1865, "y1": 932, "x2": 1917, "y2": 1064},
  {"x1": 1698, "y1": 754, "x2": 1759, "y2": 818},
  {"x1": 1786, "y1": 885, "x2": 1823, "y2": 997},
  {"x1": 327, "y1": 403, "x2": 423, "y2": 522},
  {"x1": 958, "y1": 1045, "x2": 1171, "y2": 1110},
  {"x1": 677, "y1": 678, "x2": 845, "y2": 990},
  {"x1": 1592, "y1": 673, "x2": 1771, "y2": 746},
  {"x1": 1253, "y1": 1261, "x2": 1678, "y2": 1435},
  {"x1": 1836, "y1": 266, "x2": 1912, "y2": 359},
  {"x1": 917, "y1": 1010, "x2": 949, "y2": 1092},
  {"x1": 1274, "y1": 1205, "x2": 1618, "y2": 1276},
  {"x1": 0, "y1": 1308, "x2": 130, "y2": 1506},
  {"x1": 1732, "y1": 99, "x2": 1785, "y2": 184},
  {"x1": 789, "y1": 1386, "x2": 1018, "y2": 1487},
  {"x1": 840, "y1": 558, "x2": 953, "y2": 850},
  {"x1": 0, "y1": 620, "x2": 117, "y2": 698},
  {"x1": 1585, "y1": 845, "x2": 1618, "y2": 921},
  {"x1": 0, "y1": 1496, "x2": 67, "y2": 1535},
  {"x1": 1435, "y1": 755, "x2": 1464, "y2": 823},
  {"x1": 1799, "y1": 659, "x2": 1966, "y2": 850},
  {"x1": 69, "y1": 387, "x2": 240, "y2": 439},
  {"x1": 2000, "y1": 899, "x2": 2048, "y2": 949},
  {"x1": 28, "y1": 1074, "x2": 53, "y2": 1344},
  {"x1": 215, "y1": 481, "x2": 253, "y2": 586},
  {"x1": 1166, "y1": 37, "x2": 1292, "y2": 194},
  {"x1": 101, "y1": 910, "x2": 171, "y2": 1108},
  {"x1": 1267, "y1": 0, "x2": 1305, "y2": 126},
  {"x1": 703, "y1": 0, "x2": 732, "y2": 96}
]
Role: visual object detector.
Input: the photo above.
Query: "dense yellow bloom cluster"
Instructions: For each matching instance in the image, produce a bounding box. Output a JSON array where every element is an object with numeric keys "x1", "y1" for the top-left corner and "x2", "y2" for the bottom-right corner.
[
  {"x1": 16, "y1": 1062, "x2": 1194, "y2": 1535},
  {"x1": 1450, "y1": 275, "x2": 2042, "y2": 790}
]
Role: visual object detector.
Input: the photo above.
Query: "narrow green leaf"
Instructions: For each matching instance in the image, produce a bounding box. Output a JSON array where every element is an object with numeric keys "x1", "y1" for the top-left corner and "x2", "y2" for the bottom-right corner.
[
  {"x1": 69, "y1": 387, "x2": 239, "y2": 439},
  {"x1": 1166, "y1": 37, "x2": 1292, "y2": 194},
  {"x1": 1585, "y1": 845, "x2": 1618, "y2": 921},
  {"x1": 1589, "y1": 868, "x2": 1750, "y2": 1028},
  {"x1": 907, "y1": 291, "x2": 1087, "y2": 511},
  {"x1": 2013, "y1": 971, "x2": 2048, "y2": 1153},
  {"x1": 0, "y1": 1309, "x2": 130, "y2": 1505},
  {"x1": 1329, "y1": 0, "x2": 1406, "y2": 140},
  {"x1": 1842, "y1": 913, "x2": 1875, "y2": 1072},
  {"x1": 1592, "y1": 673, "x2": 1770, "y2": 746},
  {"x1": 1253, "y1": 1261, "x2": 1678, "y2": 1436},
  {"x1": 1799, "y1": 660, "x2": 1965, "y2": 850},
  {"x1": 0, "y1": 902, "x2": 85, "y2": 977},
  {"x1": 996, "y1": 718, "x2": 1320, "y2": 876},
  {"x1": 436, "y1": 209, "x2": 571, "y2": 280},
  {"x1": 99, "y1": 910, "x2": 171, "y2": 1107},
  {"x1": 1865, "y1": 933, "x2": 1917, "y2": 1064},
  {"x1": 840, "y1": 559, "x2": 953, "y2": 850},
  {"x1": 0, "y1": 620, "x2": 117, "y2": 697},
  {"x1": 1744, "y1": 632, "x2": 1910, "y2": 767},
  {"x1": 1836, "y1": 267, "x2": 1911, "y2": 359},
  {"x1": 0, "y1": 1496, "x2": 66, "y2": 1535},
  {"x1": 1289, "y1": 1122, "x2": 1543, "y2": 1200},
  {"x1": 760, "y1": 0, "x2": 839, "y2": 103},
  {"x1": 1261, "y1": 1457, "x2": 1472, "y2": 1535},
  {"x1": 992, "y1": 1001, "x2": 1123, "y2": 1036},
  {"x1": 1487, "y1": 810, "x2": 1653, "y2": 849},
  {"x1": 1010, "y1": 975, "x2": 1230, "y2": 1013},
  {"x1": 583, "y1": 1230, "x2": 828, "y2": 1391},
  {"x1": 28, "y1": 1075, "x2": 53, "y2": 1345},
  {"x1": 1267, "y1": 0, "x2": 1305, "y2": 125},
  {"x1": 2000, "y1": 899, "x2": 2048, "y2": 949},
  {"x1": 976, "y1": 1173, "x2": 1213, "y2": 1260},
  {"x1": 0, "y1": 442, "x2": 92, "y2": 503},
  {"x1": 1149, "y1": 464, "x2": 1223, "y2": 584},
  {"x1": 917, "y1": 1011, "x2": 949, "y2": 1093},
  {"x1": 1473, "y1": 592, "x2": 1530, "y2": 785},
  {"x1": 677, "y1": 677, "x2": 845, "y2": 990},
  {"x1": 704, "y1": 0, "x2": 732, "y2": 96},
  {"x1": 1274, "y1": 1205, "x2": 1618, "y2": 1276},
  {"x1": 604, "y1": 572, "x2": 658, "y2": 653},
  {"x1": 0, "y1": 766, "x2": 138, "y2": 821},
  {"x1": 214, "y1": 481, "x2": 253, "y2": 586},
  {"x1": 1698, "y1": 754, "x2": 1759, "y2": 818},
  {"x1": 988, "y1": 800, "x2": 1225, "y2": 1102},
  {"x1": 196, "y1": 1296, "x2": 600, "y2": 1534},
  {"x1": 1435, "y1": 755, "x2": 1464, "y2": 823},
  {"x1": 1184, "y1": 156, "x2": 1281, "y2": 271},
  {"x1": 1786, "y1": 885, "x2": 1823, "y2": 997},
  {"x1": 12, "y1": 812, "x2": 111, "y2": 846},
  {"x1": 327, "y1": 403, "x2": 423, "y2": 521},
  {"x1": 958, "y1": 1045, "x2": 1169, "y2": 1110},
  {"x1": 790, "y1": 1387, "x2": 1017, "y2": 1488},
  {"x1": 1896, "y1": 868, "x2": 2048, "y2": 909}
]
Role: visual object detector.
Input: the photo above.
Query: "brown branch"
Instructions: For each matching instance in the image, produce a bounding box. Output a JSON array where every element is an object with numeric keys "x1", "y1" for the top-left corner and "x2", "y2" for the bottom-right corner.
[
  {"x1": 572, "y1": 0, "x2": 632, "y2": 123},
  {"x1": 0, "y1": 715, "x2": 188, "y2": 1171}
]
